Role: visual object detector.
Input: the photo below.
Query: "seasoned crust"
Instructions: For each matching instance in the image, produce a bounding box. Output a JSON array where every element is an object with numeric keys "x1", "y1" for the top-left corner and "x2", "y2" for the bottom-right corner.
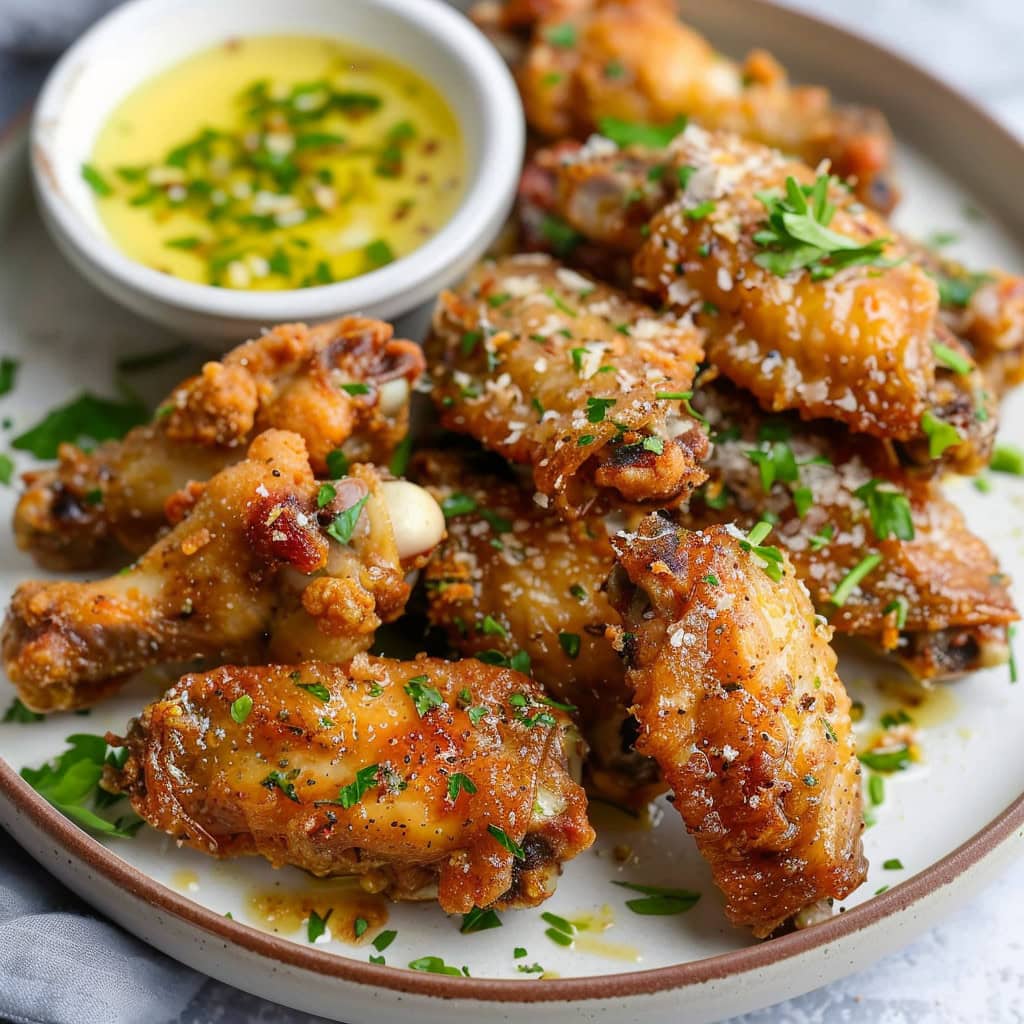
[
  {"x1": 105, "y1": 654, "x2": 594, "y2": 913},
  {"x1": 608, "y1": 517, "x2": 867, "y2": 936},
  {"x1": 681, "y1": 383, "x2": 1018, "y2": 679},
  {"x1": 427, "y1": 253, "x2": 708, "y2": 518},
  {"x1": 2, "y1": 431, "x2": 416, "y2": 713},
  {"x1": 13, "y1": 316, "x2": 424, "y2": 572}
]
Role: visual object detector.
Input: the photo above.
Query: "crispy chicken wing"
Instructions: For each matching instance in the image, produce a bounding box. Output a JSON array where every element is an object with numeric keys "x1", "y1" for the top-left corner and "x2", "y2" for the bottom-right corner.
[
  {"x1": 3, "y1": 430, "x2": 445, "y2": 712},
  {"x1": 607, "y1": 516, "x2": 867, "y2": 936},
  {"x1": 475, "y1": 0, "x2": 896, "y2": 210},
  {"x1": 413, "y1": 448, "x2": 660, "y2": 806},
  {"x1": 15, "y1": 316, "x2": 424, "y2": 571},
  {"x1": 520, "y1": 128, "x2": 995, "y2": 469},
  {"x1": 105, "y1": 654, "x2": 595, "y2": 913},
  {"x1": 683, "y1": 383, "x2": 1018, "y2": 679},
  {"x1": 427, "y1": 254, "x2": 709, "y2": 517}
]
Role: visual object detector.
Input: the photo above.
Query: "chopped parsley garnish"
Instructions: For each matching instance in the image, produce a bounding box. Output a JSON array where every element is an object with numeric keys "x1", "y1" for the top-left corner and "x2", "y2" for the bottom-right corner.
[
  {"x1": 460, "y1": 907, "x2": 502, "y2": 933},
  {"x1": 262, "y1": 768, "x2": 301, "y2": 802},
  {"x1": 487, "y1": 292, "x2": 511, "y2": 308},
  {"x1": 830, "y1": 553, "x2": 883, "y2": 606},
  {"x1": 229, "y1": 694, "x2": 253, "y2": 724},
  {"x1": 316, "y1": 483, "x2": 336, "y2": 508},
  {"x1": 704, "y1": 573, "x2": 720, "y2": 586},
  {"x1": 476, "y1": 649, "x2": 531, "y2": 675},
  {"x1": 408, "y1": 956, "x2": 467, "y2": 977},
  {"x1": 365, "y1": 239, "x2": 394, "y2": 269},
  {"x1": 307, "y1": 909, "x2": 332, "y2": 942},
  {"x1": 883, "y1": 858, "x2": 904, "y2": 871},
  {"x1": 577, "y1": 434, "x2": 596, "y2": 446},
  {"x1": 685, "y1": 200, "x2": 716, "y2": 220},
  {"x1": 792, "y1": 485, "x2": 813, "y2": 518},
  {"x1": 0, "y1": 356, "x2": 19, "y2": 396},
  {"x1": 746, "y1": 440, "x2": 798, "y2": 492},
  {"x1": 479, "y1": 615, "x2": 507, "y2": 638},
  {"x1": 931, "y1": 270, "x2": 990, "y2": 308},
  {"x1": 373, "y1": 929, "x2": 397, "y2": 952},
  {"x1": 738, "y1": 520, "x2": 785, "y2": 582},
  {"x1": 596, "y1": 115, "x2": 688, "y2": 149},
  {"x1": 586, "y1": 396, "x2": 616, "y2": 423},
  {"x1": 544, "y1": 23, "x2": 577, "y2": 47},
  {"x1": 335, "y1": 764, "x2": 379, "y2": 808},
  {"x1": 340, "y1": 382, "x2": 371, "y2": 396},
  {"x1": 326, "y1": 494, "x2": 368, "y2": 544},
  {"x1": 354, "y1": 916, "x2": 369, "y2": 939},
  {"x1": 991, "y1": 444, "x2": 1024, "y2": 475},
  {"x1": 1009, "y1": 624, "x2": 1018, "y2": 684},
  {"x1": 81, "y1": 163, "x2": 113, "y2": 196},
  {"x1": 441, "y1": 492, "x2": 477, "y2": 518},
  {"x1": 544, "y1": 287, "x2": 577, "y2": 316},
  {"x1": 467, "y1": 705, "x2": 490, "y2": 726},
  {"x1": 858, "y1": 745, "x2": 911, "y2": 773},
  {"x1": 541, "y1": 911, "x2": 574, "y2": 946},
  {"x1": 882, "y1": 596, "x2": 909, "y2": 630},
  {"x1": 612, "y1": 881, "x2": 701, "y2": 916},
  {"x1": 921, "y1": 410, "x2": 961, "y2": 459},
  {"x1": 753, "y1": 175, "x2": 891, "y2": 280},
  {"x1": 518, "y1": 962, "x2": 545, "y2": 974},
  {"x1": 295, "y1": 681, "x2": 331, "y2": 702},
  {"x1": 655, "y1": 390, "x2": 693, "y2": 401},
  {"x1": 931, "y1": 340, "x2": 972, "y2": 376},
  {"x1": 569, "y1": 583, "x2": 587, "y2": 602},
  {"x1": 854, "y1": 479, "x2": 915, "y2": 541},
  {"x1": 388, "y1": 434, "x2": 413, "y2": 477},
  {"x1": 487, "y1": 824, "x2": 525, "y2": 860},
  {"x1": 21, "y1": 735, "x2": 144, "y2": 838},
  {"x1": 3, "y1": 697, "x2": 43, "y2": 723},
  {"x1": 460, "y1": 330, "x2": 482, "y2": 357},
  {"x1": 514, "y1": 946, "x2": 528, "y2": 959},
  {"x1": 539, "y1": 214, "x2": 583, "y2": 257},
  {"x1": 0, "y1": 453, "x2": 14, "y2": 487},
  {"x1": 558, "y1": 632, "x2": 581, "y2": 659},
  {"x1": 821, "y1": 718, "x2": 838, "y2": 743},
  {"x1": 447, "y1": 772, "x2": 477, "y2": 801},
  {"x1": 405, "y1": 676, "x2": 444, "y2": 716},
  {"x1": 809, "y1": 523, "x2": 834, "y2": 551},
  {"x1": 642, "y1": 435, "x2": 664, "y2": 454},
  {"x1": 12, "y1": 393, "x2": 149, "y2": 459},
  {"x1": 868, "y1": 773, "x2": 885, "y2": 806},
  {"x1": 325, "y1": 448, "x2": 348, "y2": 478}
]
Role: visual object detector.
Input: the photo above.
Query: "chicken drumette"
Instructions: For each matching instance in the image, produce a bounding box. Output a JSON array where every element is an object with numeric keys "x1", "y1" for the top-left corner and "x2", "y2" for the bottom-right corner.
[
  {"x1": 15, "y1": 316, "x2": 424, "y2": 571},
  {"x1": 106, "y1": 654, "x2": 595, "y2": 913},
  {"x1": 3, "y1": 430, "x2": 444, "y2": 712}
]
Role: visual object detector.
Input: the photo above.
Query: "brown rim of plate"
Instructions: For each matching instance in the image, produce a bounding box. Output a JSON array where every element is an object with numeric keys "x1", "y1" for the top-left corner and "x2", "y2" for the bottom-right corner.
[{"x1": 2, "y1": 0, "x2": 1023, "y2": 1006}]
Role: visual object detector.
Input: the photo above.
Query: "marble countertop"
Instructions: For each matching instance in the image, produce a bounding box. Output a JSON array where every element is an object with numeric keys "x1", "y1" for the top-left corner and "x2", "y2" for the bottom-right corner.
[{"x1": 1, "y1": 2, "x2": 1023, "y2": 1022}]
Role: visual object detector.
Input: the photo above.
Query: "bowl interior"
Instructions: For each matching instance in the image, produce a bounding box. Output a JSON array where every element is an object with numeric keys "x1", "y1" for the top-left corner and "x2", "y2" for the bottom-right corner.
[{"x1": 38, "y1": 0, "x2": 489, "y2": 237}]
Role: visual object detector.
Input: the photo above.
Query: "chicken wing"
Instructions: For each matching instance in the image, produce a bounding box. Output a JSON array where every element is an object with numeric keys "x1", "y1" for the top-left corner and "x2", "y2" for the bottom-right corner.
[
  {"x1": 520, "y1": 127, "x2": 995, "y2": 470},
  {"x1": 475, "y1": 0, "x2": 896, "y2": 210},
  {"x1": 15, "y1": 316, "x2": 425, "y2": 571},
  {"x1": 3, "y1": 430, "x2": 445, "y2": 713},
  {"x1": 682, "y1": 383, "x2": 1018, "y2": 679},
  {"x1": 607, "y1": 516, "x2": 867, "y2": 936},
  {"x1": 105, "y1": 654, "x2": 595, "y2": 914},
  {"x1": 427, "y1": 253, "x2": 709, "y2": 518},
  {"x1": 413, "y1": 447, "x2": 660, "y2": 807}
]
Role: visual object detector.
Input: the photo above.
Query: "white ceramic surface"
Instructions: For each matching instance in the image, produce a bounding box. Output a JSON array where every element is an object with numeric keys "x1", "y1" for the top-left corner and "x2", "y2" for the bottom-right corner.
[
  {"x1": 2, "y1": 2, "x2": 1024, "y2": 1021},
  {"x1": 30, "y1": 0, "x2": 524, "y2": 343}
]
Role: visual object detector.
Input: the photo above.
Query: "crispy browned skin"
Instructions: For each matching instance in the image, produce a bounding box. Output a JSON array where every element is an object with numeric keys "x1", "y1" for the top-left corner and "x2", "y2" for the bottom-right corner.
[
  {"x1": 475, "y1": 0, "x2": 896, "y2": 210},
  {"x1": 15, "y1": 317, "x2": 425, "y2": 571},
  {"x1": 520, "y1": 128, "x2": 995, "y2": 470},
  {"x1": 607, "y1": 517, "x2": 867, "y2": 935},
  {"x1": 413, "y1": 448, "x2": 661, "y2": 807},
  {"x1": 3, "y1": 430, "x2": 433, "y2": 713},
  {"x1": 682, "y1": 383, "x2": 1018, "y2": 679},
  {"x1": 106, "y1": 655, "x2": 595, "y2": 913},
  {"x1": 427, "y1": 254, "x2": 708, "y2": 517}
]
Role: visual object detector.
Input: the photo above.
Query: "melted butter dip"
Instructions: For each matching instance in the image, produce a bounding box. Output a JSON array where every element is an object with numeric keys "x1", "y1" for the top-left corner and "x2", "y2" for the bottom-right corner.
[
  {"x1": 568, "y1": 905, "x2": 642, "y2": 964},
  {"x1": 247, "y1": 881, "x2": 388, "y2": 944},
  {"x1": 170, "y1": 869, "x2": 199, "y2": 893},
  {"x1": 88, "y1": 34, "x2": 464, "y2": 289}
]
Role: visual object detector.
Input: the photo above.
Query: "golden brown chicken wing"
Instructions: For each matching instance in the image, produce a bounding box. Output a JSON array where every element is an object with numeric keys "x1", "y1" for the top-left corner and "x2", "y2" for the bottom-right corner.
[
  {"x1": 105, "y1": 654, "x2": 595, "y2": 913},
  {"x1": 413, "y1": 447, "x2": 660, "y2": 807},
  {"x1": 15, "y1": 316, "x2": 425, "y2": 571},
  {"x1": 683, "y1": 383, "x2": 1018, "y2": 679},
  {"x1": 475, "y1": 0, "x2": 896, "y2": 210},
  {"x1": 3, "y1": 430, "x2": 445, "y2": 713},
  {"x1": 520, "y1": 128, "x2": 995, "y2": 470},
  {"x1": 427, "y1": 254, "x2": 709, "y2": 518},
  {"x1": 607, "y1": 516, "x2": 867, "y2": 936}
]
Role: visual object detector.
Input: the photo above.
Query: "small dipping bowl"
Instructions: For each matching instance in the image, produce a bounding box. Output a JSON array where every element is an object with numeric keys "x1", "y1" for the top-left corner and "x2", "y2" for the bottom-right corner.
[{"x1": 31, "y1": 0, "x2": 524, "y2": 345}]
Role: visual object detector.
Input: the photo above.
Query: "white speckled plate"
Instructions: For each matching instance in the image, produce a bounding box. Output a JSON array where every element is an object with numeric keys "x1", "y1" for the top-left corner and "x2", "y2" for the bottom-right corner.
[{"x1": 1, "y1": 2, "x2": 1024, "y2": 1021}]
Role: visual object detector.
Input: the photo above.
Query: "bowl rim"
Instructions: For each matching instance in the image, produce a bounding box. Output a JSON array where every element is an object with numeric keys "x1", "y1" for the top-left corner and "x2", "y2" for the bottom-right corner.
[
  {"x1": 29, "y1": 0, "x2": 524, "y2": 322},
  {"x1": 7, "y1": 0, "x2": 1024, "y2": 1012}
]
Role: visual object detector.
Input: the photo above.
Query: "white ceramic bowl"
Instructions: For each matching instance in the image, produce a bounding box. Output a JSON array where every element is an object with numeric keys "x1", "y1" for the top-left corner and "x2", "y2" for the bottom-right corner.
[{"x1": 30, "y1": 0, "x2": 524, "y2": 345}]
